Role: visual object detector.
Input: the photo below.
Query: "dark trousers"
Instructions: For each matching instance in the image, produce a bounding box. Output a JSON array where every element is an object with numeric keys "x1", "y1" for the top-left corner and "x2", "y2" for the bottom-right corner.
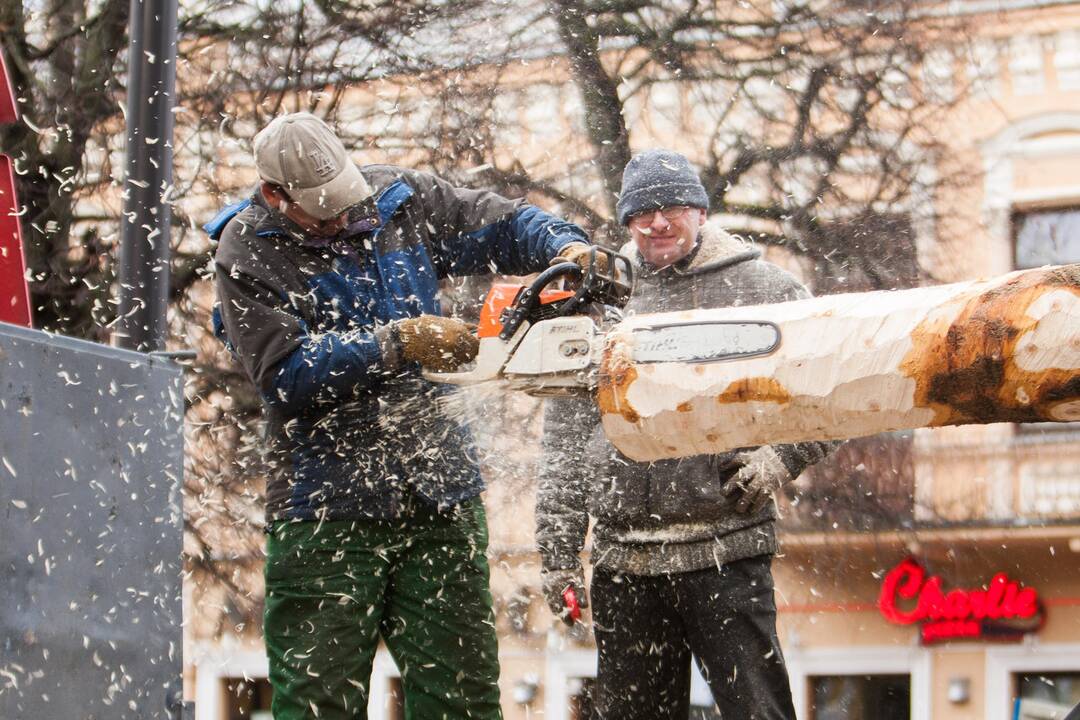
[{"x1": 591, "y1": 555, "x2": 795, "y2": 720}]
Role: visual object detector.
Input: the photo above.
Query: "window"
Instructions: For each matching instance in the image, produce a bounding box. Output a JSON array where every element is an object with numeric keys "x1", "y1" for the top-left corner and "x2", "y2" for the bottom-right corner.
[
  {"x1": 567, "y1": 676, "x2": 595, "y2": 720},
  {"x1": 966, "y1": 39, "x2": 1003, "y2": 98},
  {"x1": 1009, "y1": 36, "x2": 1046, "y2": 96},
  {"x1": 1019, "y1": 461, "x2": 1080, "y2": 519},
  {"x1": 988, "y1": 645, "x2": 1080, "y2": 720},
  {"x1": 222, "y1": 676, "x2": 272, "y2": 720},
  {"x1": 1054, "y1": 31, "x2": 1080, "y2": 91},
  {"x1": 789, "y1": 647, "x2": 929, "y2": 720},
  {"x1": 566, "y1": 672, "x2": 721, "y2": 719},
  {"x1": 809, "y1": 675, "x2": 910, "y2": 720},
  {"x1": 549, "y1": 652, "x2": 720, "y2": 720},
  {"x1": 1014, "y1": 672, "x2": 1080, "y2": 720},
  {"x1": 1014, "y1": 207, "x2": 1080, "y2": 268},
  {"x1": 922, "y1": 49, "x2": 956, "y2": 104}
]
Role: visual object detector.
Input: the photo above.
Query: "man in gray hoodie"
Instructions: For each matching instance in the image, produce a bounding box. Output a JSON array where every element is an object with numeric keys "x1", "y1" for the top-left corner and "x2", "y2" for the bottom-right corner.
[{"x1": 535, "y1": 150, "x2": 835, "y2": 719}]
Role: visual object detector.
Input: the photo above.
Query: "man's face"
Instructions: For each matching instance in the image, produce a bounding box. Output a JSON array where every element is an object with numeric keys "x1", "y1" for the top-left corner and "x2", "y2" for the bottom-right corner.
[
  {"x1": 627, "y1": 206, "x2": 706, "y2": 268},
  {"x1": 261, "y1": 183, "x2": 350, "y2": 238},
  {"x1": 280, "y1": 202, "x2": 350, "y2": 238}
]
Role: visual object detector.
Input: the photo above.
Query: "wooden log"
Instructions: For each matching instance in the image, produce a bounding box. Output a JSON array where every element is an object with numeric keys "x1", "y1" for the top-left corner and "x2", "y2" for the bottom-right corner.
[{"x1": 597, "y1": 264, "x2": 1080, "y2": 462}]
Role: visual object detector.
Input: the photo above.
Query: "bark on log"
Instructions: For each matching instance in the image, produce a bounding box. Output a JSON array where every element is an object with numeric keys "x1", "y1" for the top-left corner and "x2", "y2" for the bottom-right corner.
[{"x1": 598, "y1": 264, "x2": 1080, "y2": 462}]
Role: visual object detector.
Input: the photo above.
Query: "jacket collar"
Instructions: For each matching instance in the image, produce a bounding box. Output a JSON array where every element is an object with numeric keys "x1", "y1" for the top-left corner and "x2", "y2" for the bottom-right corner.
[{"x1": 619, "y1": 220, "x2": 762, "y2": 277}]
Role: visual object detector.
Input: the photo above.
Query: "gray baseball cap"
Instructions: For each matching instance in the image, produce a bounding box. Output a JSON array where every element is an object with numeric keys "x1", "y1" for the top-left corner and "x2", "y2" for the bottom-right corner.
[{"x1": 253, "y1": 112, "x2": 372, "y2": 221}]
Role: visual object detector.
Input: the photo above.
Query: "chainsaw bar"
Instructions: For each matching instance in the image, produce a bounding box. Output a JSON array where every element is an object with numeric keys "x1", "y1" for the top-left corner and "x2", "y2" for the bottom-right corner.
[{"x1": 630, "y1": 321, "x2": 780, "y2": 364}]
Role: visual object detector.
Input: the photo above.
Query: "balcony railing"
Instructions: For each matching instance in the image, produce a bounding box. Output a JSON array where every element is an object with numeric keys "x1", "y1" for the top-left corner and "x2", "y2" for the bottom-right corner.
[
  {"x1": 779, "y1": 424, "x2": 1080, "y2": 535},
  {"x1": 778, "y1": 432, "x2": 915, "y2": 533}
]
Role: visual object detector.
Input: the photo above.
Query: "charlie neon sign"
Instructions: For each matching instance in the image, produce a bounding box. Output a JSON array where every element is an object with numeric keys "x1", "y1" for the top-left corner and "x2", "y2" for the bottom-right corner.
[{"x1": 878, "y1": 558, "x2": 1044, "y2": 644}]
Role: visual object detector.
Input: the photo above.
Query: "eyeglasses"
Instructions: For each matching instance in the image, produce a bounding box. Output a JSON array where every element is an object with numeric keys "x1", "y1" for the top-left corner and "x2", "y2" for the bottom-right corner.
[{"x1": 628, "y1": 206, "x2": 691, "y2": 229}]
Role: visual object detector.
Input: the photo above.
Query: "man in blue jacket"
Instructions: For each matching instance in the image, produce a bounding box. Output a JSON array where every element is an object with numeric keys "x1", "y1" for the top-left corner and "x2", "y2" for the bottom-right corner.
[{"x1": 211, "y1": 112, "x2": 596, "y2": 719}]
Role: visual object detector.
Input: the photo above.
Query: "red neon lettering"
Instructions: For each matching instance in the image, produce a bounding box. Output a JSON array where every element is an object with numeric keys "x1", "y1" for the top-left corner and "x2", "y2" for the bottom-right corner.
[
  {"x1": 1013, "y1": 588, "x2": 1038, "y2": 619},
  {"x1": 878, "y1": 557, "x2": 924, "y2": 624},
  {"x1": 944, "y1": 588, "x2": 971, "y2": 620},
  {"x1": 878, "y1": 559, "x2": 1040, "y2": 639},
  {"x1": 986, "y1": 574, "x2": 1007, "y2": 619}
]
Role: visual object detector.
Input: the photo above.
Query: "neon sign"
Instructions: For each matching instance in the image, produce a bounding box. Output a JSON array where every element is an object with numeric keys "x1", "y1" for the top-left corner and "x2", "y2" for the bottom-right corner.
[{"x1": 878, "y1": 558, "x2": 1044, "y2": 644}]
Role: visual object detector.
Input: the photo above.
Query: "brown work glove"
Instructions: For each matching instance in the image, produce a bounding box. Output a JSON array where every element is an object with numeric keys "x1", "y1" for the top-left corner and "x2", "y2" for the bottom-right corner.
[
  {"x1": 541, "y1": 564, "x2": 589, "y2": 625},
  {"x1": 551, "y1": 242, "x2": 609, "y2": 276},
  {"x1": 722, "y1": 446, "x2": 792, "y2": 515},
  {"x1": 396, "y1": 315, "x2": 479, "y2": 372}
]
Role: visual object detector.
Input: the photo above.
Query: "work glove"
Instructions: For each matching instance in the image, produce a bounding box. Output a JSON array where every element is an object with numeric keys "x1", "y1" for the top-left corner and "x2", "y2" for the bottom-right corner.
[
  {"x1": 541, "y1": 564, "x2": 589, "y2": 626},
  {"x1": 551, "y1": 242, "x2": 609, "y2": 277},
  {"x1": 395, "y1": 315, "x2": 479, "y2": 372},
  {"x1": 722, "y1": 446, "x2": 792, "y2": 515}
]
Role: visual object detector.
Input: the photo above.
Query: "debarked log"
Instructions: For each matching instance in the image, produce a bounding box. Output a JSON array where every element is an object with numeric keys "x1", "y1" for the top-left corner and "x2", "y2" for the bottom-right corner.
[{"x1": 598, "y1": 264, "x2": 1080, "y2": 462}]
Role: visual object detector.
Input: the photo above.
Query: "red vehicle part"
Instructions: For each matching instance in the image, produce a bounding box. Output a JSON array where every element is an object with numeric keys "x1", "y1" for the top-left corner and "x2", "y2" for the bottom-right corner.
[
  {"x1": 0, "y1": 52, "x2": 17, "y2": 124},
  {"x1": 0, "y1": 156, "x2": 30, "y2": 327},
  {"x1": 0, "y1": 50, "x2": 29, "y2": 327}
]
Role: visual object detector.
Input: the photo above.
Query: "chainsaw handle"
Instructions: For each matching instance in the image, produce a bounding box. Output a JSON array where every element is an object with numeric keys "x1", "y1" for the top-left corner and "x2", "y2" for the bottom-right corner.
[
  {"x1": 580, "y1": 245, "x2": 634, "y2": 309},
  {"x1": 496, "y1": 248, "x2": 635, "y2": 341},
  {"x1": 498, "y1": 262, "x2": 583, "y2": 341}
]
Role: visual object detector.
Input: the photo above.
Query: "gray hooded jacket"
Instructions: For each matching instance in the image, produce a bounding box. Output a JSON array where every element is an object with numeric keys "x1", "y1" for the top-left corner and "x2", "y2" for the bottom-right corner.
[{"x1": 536, "y1": 222, "x2": 835, "y2": 575}]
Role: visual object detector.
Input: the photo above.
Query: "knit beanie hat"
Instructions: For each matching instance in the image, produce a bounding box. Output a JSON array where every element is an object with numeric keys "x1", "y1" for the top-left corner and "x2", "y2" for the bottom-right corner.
[{"x1": 616, "y1": 149, "x2": 709, "y2": 226}]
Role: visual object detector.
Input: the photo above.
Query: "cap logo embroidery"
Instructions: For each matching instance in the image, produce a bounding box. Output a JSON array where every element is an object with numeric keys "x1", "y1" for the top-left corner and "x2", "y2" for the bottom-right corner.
[{"x1": 309, "y1": 147, "x2": 336, "y2": 178}]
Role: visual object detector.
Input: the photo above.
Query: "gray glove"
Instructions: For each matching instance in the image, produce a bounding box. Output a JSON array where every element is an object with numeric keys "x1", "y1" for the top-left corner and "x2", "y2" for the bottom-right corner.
[
  {"x1": 722, "y1": 446, "x2": 792, "y2": 515},
  {"x1": 541, "y1": 565, "x2": 589, "y2": 625}
]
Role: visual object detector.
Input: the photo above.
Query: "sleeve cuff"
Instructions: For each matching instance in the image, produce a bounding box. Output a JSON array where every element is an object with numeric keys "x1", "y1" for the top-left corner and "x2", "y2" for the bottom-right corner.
[
  {"x1": 551, "y1": 237, "x2": 588, "y2": 261},
  {"x1": 375, "y1": 323, "x2": 403, "y2": 371},
  {"x1": 773, "y1": 443, "x2": 812, "y2": 480}
]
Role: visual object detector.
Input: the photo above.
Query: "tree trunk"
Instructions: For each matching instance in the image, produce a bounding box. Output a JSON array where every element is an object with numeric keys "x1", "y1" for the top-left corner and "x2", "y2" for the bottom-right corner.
[{"x1": 598, "y1": 264, "x2": 1080, "y2": 461}]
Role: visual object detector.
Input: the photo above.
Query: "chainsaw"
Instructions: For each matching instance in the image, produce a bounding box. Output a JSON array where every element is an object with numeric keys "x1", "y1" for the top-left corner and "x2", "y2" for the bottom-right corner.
[
  {"x1": 424, "y1": 246, "x2": 635, "y2": 394},
  {"x1": 424, "y1": 246, "x2": 781, "y2": 396},
  {"x1": 426, "y1": 253, "x2": 1080, "y2": 464}
]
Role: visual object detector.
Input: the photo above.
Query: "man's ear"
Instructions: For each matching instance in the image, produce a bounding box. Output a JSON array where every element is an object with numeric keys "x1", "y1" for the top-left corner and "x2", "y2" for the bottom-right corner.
[
  {"x1": 697, "y1": 208, "x2": 707, "y2": 224},
  {"x1": 260, "y1": 181, "x2": 286, "y2": 209}
]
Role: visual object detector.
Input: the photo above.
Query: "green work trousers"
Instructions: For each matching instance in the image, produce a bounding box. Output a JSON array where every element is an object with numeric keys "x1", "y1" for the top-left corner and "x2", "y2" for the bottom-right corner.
[{"x1": 264, "y1": 498, "x2": 502, "y2": 719}]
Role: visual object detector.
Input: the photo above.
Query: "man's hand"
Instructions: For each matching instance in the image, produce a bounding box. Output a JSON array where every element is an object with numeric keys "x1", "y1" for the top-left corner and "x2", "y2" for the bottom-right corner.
[
  {"x1": 541, "y1": 565, "x2": 589, "y2": 625},
  {"x1": 722, "y1": 446, "x2": 792, "y2": 515},
  {"x1": 552, "y1": 242, "x2": 609, "y2": 276},
  {"x1": 396, "y1": 315, "x2": 479, "y2": 372}
]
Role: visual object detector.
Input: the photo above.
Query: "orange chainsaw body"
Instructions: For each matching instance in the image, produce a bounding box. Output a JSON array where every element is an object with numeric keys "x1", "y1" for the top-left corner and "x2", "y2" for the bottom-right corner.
[{"x1": 477, "y1": 284, "x2": 574, "y2": 338}]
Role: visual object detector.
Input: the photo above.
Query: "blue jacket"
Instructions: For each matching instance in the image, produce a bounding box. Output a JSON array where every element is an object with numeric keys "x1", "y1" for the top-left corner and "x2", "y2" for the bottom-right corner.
[{"x1": 211, "y1": 164, "x2": 587, "y2": 521}]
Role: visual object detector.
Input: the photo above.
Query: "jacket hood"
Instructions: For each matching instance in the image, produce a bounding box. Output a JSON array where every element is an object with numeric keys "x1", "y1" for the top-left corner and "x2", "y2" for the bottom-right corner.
[{"x1": 618, "y1": 220, "x2": 761, "y2": 277}]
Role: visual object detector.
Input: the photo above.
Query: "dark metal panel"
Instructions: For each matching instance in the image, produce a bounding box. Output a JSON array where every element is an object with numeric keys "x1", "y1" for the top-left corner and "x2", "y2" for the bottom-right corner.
[{"x1": 0, "y1": 322, "x2": 184, "y2": 719}]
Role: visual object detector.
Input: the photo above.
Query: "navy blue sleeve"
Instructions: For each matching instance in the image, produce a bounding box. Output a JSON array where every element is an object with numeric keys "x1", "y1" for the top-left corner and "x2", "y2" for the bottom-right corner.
[
  {"x1": 440, "y1": 204, "x2": 588, "y2": 277},
  {"x1": 266, "y1": 326, "x2": 396, "y2": 413},
  {"x1": 215, "y1": 256, "x2": 398, "y2": 414},
  {"x1": 407, "y1": 170, "x2": 588, "y2": 278}
]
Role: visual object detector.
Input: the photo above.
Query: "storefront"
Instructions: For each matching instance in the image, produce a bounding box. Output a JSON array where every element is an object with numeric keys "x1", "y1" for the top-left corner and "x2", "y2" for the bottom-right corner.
[{"x1": 774, "y1": 533, "x2": 1080, "y2": 720}]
